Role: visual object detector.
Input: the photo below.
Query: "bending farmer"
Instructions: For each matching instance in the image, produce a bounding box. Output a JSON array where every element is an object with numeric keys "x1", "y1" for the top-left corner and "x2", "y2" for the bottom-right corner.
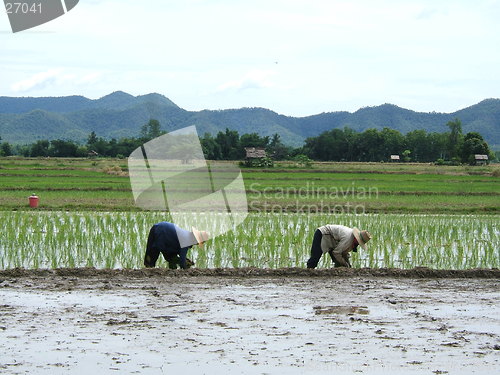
[
  {"x1": 144, "y1": 221, "x2": 209, "y2": 269},
  {"x1": 307, "y1": 225, "x2": 371, "y2": 268}
]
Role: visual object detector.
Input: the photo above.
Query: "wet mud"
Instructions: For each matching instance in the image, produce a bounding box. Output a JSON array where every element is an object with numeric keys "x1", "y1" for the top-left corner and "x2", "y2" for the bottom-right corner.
[
  {"x1": 1, "y1": 266, "x2": 499, "y2": 279},
  {"x1": 0, "y1": 268, "x2": 499, "y2": 374}
]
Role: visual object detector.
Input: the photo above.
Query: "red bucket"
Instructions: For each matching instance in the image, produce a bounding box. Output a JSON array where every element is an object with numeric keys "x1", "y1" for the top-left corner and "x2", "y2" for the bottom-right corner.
[{"x1": 29, "y1": 194, "x2": 39, "y2": 208}]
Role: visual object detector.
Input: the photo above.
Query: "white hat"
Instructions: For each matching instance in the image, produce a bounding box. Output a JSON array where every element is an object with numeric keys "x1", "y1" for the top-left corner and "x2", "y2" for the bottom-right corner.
[{"x1": 192, "y1": 227, "x2": 209, "y2": 247}]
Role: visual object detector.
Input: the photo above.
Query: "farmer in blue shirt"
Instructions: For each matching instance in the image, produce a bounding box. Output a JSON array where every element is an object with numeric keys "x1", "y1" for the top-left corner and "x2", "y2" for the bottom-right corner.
[{"x1": 144, "y1": 221, "x2": 209, "y2": 269}]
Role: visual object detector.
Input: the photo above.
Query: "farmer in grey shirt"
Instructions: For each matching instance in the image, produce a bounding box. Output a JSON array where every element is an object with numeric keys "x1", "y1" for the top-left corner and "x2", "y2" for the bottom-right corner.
[{"x1": 307, "y1": 225, "x2": 371, "y2": 268}]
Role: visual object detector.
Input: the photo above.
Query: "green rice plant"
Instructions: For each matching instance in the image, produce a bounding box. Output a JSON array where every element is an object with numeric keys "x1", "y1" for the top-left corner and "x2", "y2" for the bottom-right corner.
[{"x1": 0, "y1": 211, "x2": 499, "y2": 270}]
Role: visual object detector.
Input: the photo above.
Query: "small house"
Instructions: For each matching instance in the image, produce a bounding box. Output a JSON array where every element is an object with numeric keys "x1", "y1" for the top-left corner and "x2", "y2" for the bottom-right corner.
[
  {"x1": 474, "y1": 154, "x2": 488, "y2": 165},
  {"x1": 390, "y1": 155, "x2": 400, "y2": 162},
  {"x1": 87, "y1": 150, "x2": 99, "y2": 158},
  {"x1": 244, "y1": 147, "x2": 266, "y2": 159},
  {"x1": 244, "y1": 147, "x2": 267, "y2": 167}
]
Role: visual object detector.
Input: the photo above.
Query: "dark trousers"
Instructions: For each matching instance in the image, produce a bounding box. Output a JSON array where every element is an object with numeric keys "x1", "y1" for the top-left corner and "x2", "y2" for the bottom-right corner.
[
  {"x1": 144, "y1": 226, "x2": 176, "y2": 267},
  {"x1": 307, "y1": 229, "x2": 344, "y2": 268},
  {"x1": 307, "y1": 229, "x2": 324, "y2": 268}
]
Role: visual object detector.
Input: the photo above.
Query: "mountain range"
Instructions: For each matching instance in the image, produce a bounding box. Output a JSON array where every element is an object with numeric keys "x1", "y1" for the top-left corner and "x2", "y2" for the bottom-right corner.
[{"x1": 0, "y1": 91, "x2": 498, "y2": 149}]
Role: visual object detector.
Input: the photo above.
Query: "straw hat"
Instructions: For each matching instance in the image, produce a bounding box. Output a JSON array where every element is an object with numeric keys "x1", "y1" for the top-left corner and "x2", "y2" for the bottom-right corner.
[
  {"x1": 352, "y1": 227, "x2": 372, "y2": 250},
  {"x1": 192, "y1": 227, "x2": 209, "y2": 247}
]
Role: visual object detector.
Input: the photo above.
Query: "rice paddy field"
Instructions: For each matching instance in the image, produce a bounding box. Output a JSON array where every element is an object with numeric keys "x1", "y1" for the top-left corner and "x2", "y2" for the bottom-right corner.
[
  {"x1": 1, "y1": 211, "x2": 498, "y2": 270},
  {"x1": 0, "y1": 157, "x2": 499, "y2": 270},
  {"x1": 1, "y1": 158, "x2": 500, "y2": 375},
  {"x1": 0, "y1": 157, "x2": 499, "y2": 213}
]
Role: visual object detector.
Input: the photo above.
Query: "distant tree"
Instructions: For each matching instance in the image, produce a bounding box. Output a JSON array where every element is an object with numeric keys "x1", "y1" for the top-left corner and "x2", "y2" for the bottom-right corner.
[
  {"x1": 405, "y1": 130, "x2": 428, "y2": 162},
  {"x1": 87, "y1": 131, "x2": 98, "y2": 146},
  {"x1": 270, "y1": 133, "x2": 281, "y2": 147},
  {"x1": 303, "y1": 128, "x2": 349, "y2": 161},
  {"x1": 288, "y1": 144, "x2": 306, "y2": 159},
  {"x1": 328, "y1": 129, "x2": 350, "y2": 161},
  {"x1": 105, "y1": 138, "x2": 118, "y2": 157},
  {"x1": 342, "y1": 127, "x2": 358, "y2": 161},
  {"x1": 15, "y1": 144, "x2": 31, "y2": 157},
  {"x1": 460, "y1": 132, "x2": 491, "y2": 164},
  {"x1": 201, "y1": 133, "x2": 222, "y2": 160},
  {"x1": 114, "y1": 137, "x2": 142, "y2": 157},
  {"x1": 216, "y1": 128, "x2": 241, "y2": 159},
  {"x1": 267, "y1": 133, "x2": 291, "y2": 160},
  {"x1": 30, "y1": 140, "x2": 50, "y2": 157},
  {"x1": 161, "y1": 134, "x2": 204, "y2": 164},
  {"x1": 90, "y1": 138, "x2": 110, "y2": 156},
  {"x1": 381, "y1": 127, "x2": 405, "y2": 159},
  {"x1": 427, "y1": 132, "x2": 449, "y2": 161},
  {"x1": 304, "y1": 132, "x2": 332, "y2": 161},
  {"x1": 76, "y1": 145, "x2": 88, "y2": 157},
  {"x1": 140, "y1": 119, "x2": 164, "y2": 141},
  {"x1": 50, "y1": 139, "x2": 78, "y2": 157},
  {"x1": 402, "y1": 149, "x2": 411, "y2": 162},
  {"x1": 446, "y1": 118, "x2": 463, "y2": 159},
  {"x1": 306, "y1": 127, "x2": 402, "y2": 162},
  {"x1": 0, "y1": 142, "x2": 13, "y2": 156},
  {"x1": 357, "y1": 129, "x2": 384, "y2": 161},
  {"x1": 240, "y1": 133, "x2": 269, "y2": 149}
]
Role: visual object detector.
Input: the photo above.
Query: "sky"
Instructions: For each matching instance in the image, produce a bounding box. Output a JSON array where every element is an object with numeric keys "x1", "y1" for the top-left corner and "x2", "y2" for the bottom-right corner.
[{"x1": 1, "y1": 0, "x2": 499, "y2": 117}]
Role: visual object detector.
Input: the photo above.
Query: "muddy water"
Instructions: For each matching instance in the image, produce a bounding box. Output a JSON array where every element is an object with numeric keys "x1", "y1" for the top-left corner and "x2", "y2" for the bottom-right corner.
[{"x1": 0, "y1": 272, "x2": 498, "y2": 374}]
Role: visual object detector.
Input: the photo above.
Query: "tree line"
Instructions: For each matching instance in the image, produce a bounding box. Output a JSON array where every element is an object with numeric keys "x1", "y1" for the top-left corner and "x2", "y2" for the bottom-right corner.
[
  {"x1": 304, "y1": 119, "x2": 493, "y2": 164},
  {"x1": 0, "y1": 118, "x2": 495, "y2": 164}
]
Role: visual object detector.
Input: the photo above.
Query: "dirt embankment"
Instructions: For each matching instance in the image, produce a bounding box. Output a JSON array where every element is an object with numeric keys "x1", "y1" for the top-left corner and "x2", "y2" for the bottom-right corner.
[{"x1": 1, "y1": 267, "x2": 499, "y2": 279}]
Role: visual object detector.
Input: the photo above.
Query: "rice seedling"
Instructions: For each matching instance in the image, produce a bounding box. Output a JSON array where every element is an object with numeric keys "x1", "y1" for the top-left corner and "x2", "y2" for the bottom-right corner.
[{"x1": 0, "y1": 211, "x2": 498, "y2": 270}]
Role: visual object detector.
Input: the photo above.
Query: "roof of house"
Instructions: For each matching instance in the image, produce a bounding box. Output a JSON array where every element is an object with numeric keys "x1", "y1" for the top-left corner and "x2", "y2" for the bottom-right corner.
[{"x1": 244, "y1": 147, "x2": 266, "y2": 158}]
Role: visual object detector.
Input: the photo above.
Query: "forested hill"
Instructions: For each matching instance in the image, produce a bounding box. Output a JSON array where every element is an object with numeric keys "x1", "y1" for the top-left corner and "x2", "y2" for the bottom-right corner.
[{"x1": 0, "y1": 91, "x2": 498, "y2": 148}]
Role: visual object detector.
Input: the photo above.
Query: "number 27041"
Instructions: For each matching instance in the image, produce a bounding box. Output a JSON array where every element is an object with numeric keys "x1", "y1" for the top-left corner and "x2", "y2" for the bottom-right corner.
[{"x1": 5, "y1": 2, "x2": 42, "y2": 14}]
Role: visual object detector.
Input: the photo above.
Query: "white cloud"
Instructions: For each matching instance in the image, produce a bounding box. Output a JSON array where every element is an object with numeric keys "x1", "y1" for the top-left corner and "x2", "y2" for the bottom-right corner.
[
  {"x1": 10, "y1": 69, "x2": 103, "y2": 93},
  {"x1": 217, "y1": 69, "x2": 277, "y2": 92},
  {"x1": 11, "y1": 69, "x2": 62, "y2": 93}
]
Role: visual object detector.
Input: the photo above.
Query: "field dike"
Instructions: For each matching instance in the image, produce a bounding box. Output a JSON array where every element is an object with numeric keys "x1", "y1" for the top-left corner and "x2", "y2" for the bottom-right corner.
[{"x1": 1, "y1": 266, "x2": 499, "y2": 279}]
